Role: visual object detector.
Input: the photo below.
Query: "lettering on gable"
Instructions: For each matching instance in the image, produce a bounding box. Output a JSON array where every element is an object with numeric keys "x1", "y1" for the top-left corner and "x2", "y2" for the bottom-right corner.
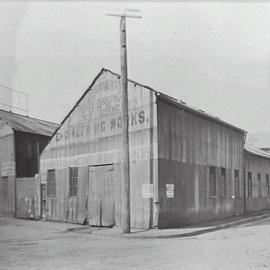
[{"x1": 51, "y1": 75, "x2": 153, "y2": 147}]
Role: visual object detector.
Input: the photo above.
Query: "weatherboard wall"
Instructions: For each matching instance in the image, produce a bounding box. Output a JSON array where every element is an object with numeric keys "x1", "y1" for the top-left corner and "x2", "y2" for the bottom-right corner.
[
  {"x1": 40, "y1": 70, "x2": 158, "y2": 229},
  {"x1": 157, "y1": 98, "x2": 245, "y2": 228},
  {"x1": 0, "y1": 119, "x2": 16, "y2": 216}
]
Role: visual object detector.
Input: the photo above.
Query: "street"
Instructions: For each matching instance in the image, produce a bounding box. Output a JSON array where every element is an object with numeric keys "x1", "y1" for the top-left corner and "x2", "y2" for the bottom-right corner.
[{"x1": 1, "y1": 217, "x2": 270, "y2": 270}]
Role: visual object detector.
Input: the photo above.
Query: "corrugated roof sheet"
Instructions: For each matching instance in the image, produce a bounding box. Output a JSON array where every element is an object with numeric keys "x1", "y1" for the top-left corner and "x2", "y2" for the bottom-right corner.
[
  {"x1": 246, "y1": 133, "x2": 270, "y2": 149},
  {"x1": 0, "y1": 109, "x2": 58, "y2": 137},
  {"x1": 245, "y1": 143, "x2": 270, "y2": 159},
  {"x1": 105, "y1": 69, "x2": 246, "y2": 134}
]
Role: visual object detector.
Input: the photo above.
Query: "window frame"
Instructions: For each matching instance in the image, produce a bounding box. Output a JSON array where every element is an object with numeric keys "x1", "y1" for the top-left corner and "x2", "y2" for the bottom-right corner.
[
  {"x1": 257, "y1": 173, "x2": 261, "y2": 198},
  {"x1": 247, "y1": 172, "x2": 252, "y2": 198},
  {"x1": 266, "y1": 174, "x2": 270, "y2": 196},
  {"x1": 47, "y1": 169, "x2": 56, "y2": 197},
  {"x1": 69, "y1": 167, "x2": 78, "y2": 198},
  {"x1": 234, "y1": 169, "x2": 240, "y2": 197},
  {"x1": 220, "y1": 167, "x2": 226, "y2": 198},
  {"x1": 209, "y1": 166, "x2": 217, "y2": 198}
]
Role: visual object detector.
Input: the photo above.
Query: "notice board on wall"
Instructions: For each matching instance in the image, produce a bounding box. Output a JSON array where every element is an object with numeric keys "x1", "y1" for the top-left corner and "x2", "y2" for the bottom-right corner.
[
  {"x1": 166, "y1": 184, "x2": 174, "y2": 198},
  {"x1": 142, "y1": 184, "x2": 154, "y2": 199}
]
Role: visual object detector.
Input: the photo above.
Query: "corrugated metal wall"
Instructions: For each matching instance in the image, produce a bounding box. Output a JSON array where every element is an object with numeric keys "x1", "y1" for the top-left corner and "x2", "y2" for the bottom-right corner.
[
  {"x1": 40, "y1": 70, "x2": 157, "y2": 229},
  {"x1": 0, "y1": 120, "x2": 16, "y2": 217},
  {"x1": 245, "y1": 153, "x2": 270, "y2": 212},
  {"x1": 157, "y1": 99, "x2": 245, "y2": 228},
  {"x1": 16, "y1": 176, "x2": 40, "y2": 219}
]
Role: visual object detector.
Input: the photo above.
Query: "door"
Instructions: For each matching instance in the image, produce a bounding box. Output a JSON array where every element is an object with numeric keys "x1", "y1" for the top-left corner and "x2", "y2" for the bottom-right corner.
[
  {"x1": 1, "y1": 177, "x2": 9, "y2": 216},
  {"x1": 40, "y1": 184, "x2": 46, "y2": 219},
  {"x1": 88, "y1": 164, "x2": 115, "y2": 227}
]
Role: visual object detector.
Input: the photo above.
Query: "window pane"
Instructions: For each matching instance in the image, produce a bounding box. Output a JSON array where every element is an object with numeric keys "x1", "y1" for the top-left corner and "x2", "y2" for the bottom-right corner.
[
  {"x1": 47, "y1": 169, "x2": 56, "y2": 197},
  {"x1": 248, "y1": 172, "x2": 252, "y2": 197},
  {"x1": 234, "y1": 170, "x2": 240, "y2": 197},
  {"x1": 209, "y1": 167, "x2": 216, "y2": 197},
  {"x1": 220, "y1": 168, "x2": 226, "y2": 197},
  {"x1": 69, "y1": 167, "x2": 78, "y2": 197},
  {"x1": 257, "y1": 173, "x2": 261, "y2": 198},
  {"x1": 266, "y1": 175, "x2": 270, "y2": 196}
]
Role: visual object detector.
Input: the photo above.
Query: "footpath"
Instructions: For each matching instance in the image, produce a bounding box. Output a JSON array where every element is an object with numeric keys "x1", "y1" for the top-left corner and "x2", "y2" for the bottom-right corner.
[{"x1": 83, "y1": 211, "x2": 270, "y2": 239}]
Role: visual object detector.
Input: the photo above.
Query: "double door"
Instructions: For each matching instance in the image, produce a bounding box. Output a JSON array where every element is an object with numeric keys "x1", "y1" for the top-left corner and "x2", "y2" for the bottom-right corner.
[{"x1": 87, "y1": 164, "x2": 115, "y2": 227}]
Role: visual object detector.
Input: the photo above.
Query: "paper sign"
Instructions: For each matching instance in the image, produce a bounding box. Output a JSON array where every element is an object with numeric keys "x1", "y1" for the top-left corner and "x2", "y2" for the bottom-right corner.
[
  {"x1": 166, "y1": 184, "x2": 174, "y2": 198},
  {"x1": 142, "y1": 184, "x2": 154, "y2": 198}
]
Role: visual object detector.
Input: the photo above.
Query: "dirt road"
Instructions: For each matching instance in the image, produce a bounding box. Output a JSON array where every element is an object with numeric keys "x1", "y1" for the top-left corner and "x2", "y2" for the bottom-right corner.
[{"x1": 1, "y1": 216, "x2": 270, "y2": 270}]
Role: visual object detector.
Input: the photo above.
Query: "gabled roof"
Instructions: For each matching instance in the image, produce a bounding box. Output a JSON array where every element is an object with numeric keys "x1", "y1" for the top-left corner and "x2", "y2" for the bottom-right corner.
[
  {"x1": 245, "y1": 143, "x2": 270, "y2": 160},
  {"x1": 105, "y1": 69, "x2": 245, "y2": 134},
  {"x1": 0, "y1": 109, "x2": 58, "y2": 137},
  {"x1": 51, "y1": 68, "x2": 246, "y2": 139}
]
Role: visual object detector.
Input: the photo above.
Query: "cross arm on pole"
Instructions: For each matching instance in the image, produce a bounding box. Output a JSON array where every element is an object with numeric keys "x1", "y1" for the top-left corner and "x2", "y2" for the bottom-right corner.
[{"x1": 106, "y1": 13, "x2": 142, "y2": 19}]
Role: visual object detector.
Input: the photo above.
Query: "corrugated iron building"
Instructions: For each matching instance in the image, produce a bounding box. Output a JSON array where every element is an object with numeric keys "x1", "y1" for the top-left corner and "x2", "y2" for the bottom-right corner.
[
  {"x1": 245, "y1": 144, "x2": 270, "y2": 213},
  {"x1": 0, "y1": 110, "x2": 58, "y2": 218},
  {"x1": 40, "y1": 68, "x2": 247, "y2": 229}
]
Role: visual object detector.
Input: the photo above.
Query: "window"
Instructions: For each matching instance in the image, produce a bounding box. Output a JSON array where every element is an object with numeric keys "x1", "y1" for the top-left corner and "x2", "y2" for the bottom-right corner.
[
  {"x1": 266, "y1": 175, "x2": 270, "y2": 196},
  {"x1": 234, "y1": 170, "x2": 240, "y2": 197},
  {"x1": 69, "y1": 167, "x2": 78, "y2": 197},
  {"x1": 47, "y1": 169, "x2": 56, "y2": 197},
  {"x1": 247, "y1": 172, "x2": 252, "y2": 197},
  {"x1": 209, "y1": 166, "x2": 216, "y2": 197},
  {"x1": 2, "y1": 176, "x2": 8, "y2": 191},
  {"x1": 257, "y1": 173, "x2": 261, "y2": 198},
  {"x1": 220, "y1": 168, "x2": 226, "y2": 197}
]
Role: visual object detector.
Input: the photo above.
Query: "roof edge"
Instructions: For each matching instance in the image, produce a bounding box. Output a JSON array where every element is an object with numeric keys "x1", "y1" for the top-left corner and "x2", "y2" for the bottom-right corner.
[
  {"x1": 104, "y1": 68, "x2": 246, "y2": 134},
  {"x1": 49, "y1": 68, "x2": 105, "y2": 141},
  {"x1": 157, "y1": 95, "x2": 246, "y2": 134},
  {"x1": 245, "y1": 149, "x2": 270, "y2": 160},
  {"x1": 0, "y1": 108, "x2": 58, "y2": 126},
  {"x1": 245, "y1": 143, "x2": 270, "y2": 160},
  {"x1": 49, "y1": 67, "x2": 246, "y2": 145}
]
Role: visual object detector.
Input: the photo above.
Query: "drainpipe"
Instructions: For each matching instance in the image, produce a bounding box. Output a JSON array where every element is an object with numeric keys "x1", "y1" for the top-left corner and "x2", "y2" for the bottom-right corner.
[
  {"x1": 243, "y1": 132, "x2": 247, "y2": 215},
  {"x1": 13, "y1": 130, "x2": 17, "y2": 218}
]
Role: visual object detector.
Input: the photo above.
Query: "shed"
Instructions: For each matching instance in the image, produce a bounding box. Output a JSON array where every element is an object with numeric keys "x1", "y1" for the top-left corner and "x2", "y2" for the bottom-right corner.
[
  {"x1": 244, "y1": 143, "x2": 270, "y2": 213},
  {"x1": 40, "y1": 68, "x2": 246, "y2": 229},
  {"x1": 0, "y1": 109, "x2": 58, "y2": 218}
]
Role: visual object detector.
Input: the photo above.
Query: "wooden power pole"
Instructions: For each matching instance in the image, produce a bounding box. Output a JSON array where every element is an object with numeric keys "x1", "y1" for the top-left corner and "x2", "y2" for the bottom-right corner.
[{"x1": 106, "y1": 9, "x2": 142, "y2": 233}]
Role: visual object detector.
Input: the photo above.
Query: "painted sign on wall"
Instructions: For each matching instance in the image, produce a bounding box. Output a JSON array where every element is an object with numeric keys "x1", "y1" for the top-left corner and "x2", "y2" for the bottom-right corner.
[
  {"x1": 2, "y1": 161, "x2": 15, "y2": 176},
  {"x1": 41, "y1": 144, "x2": 156, "y2": 171},
  {"x1": 49, "y1": 71, "x2": 153, "y2": 148}
]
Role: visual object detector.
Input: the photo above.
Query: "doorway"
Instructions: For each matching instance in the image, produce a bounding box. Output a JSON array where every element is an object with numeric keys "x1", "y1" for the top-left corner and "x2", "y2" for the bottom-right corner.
[
  {"x1": 40, "y1": 184, "x2": 46, "y2": 219},
  {"x1": 87, "y1": 164, "x2": 115, "y2": 227}
]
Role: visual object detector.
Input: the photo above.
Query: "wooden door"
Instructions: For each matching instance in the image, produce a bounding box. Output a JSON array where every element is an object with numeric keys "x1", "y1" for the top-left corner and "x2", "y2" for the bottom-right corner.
[
  {"x1": 40, "y1": 184, "x2": 46, "y2": 219},
  {"x1": 1, "y1": 177, "x2": 9, "y2": 216},
  {"x1": 88, "y1": 165, "x2": 115, "y2": 227}
]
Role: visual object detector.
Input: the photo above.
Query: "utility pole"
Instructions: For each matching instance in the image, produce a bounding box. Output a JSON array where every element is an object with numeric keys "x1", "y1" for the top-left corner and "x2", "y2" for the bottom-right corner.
[{"x1": 106, "y1": 9, "x2": 142, "y2": 233}]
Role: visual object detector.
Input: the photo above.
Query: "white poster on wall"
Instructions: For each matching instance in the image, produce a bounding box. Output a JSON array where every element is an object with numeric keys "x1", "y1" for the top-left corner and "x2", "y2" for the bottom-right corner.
[
  {"x1": 142, "y1": 184, "x2": 154, "y2": 199},
  {"x1": 166, "y1": 184, "x2": 174, "y2": 198}
]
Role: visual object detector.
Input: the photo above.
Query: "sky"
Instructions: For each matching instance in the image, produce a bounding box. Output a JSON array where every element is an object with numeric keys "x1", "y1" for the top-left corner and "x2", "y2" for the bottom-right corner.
[{"x1": 1, "y1": 1, "x2": 270, "y2": 135}]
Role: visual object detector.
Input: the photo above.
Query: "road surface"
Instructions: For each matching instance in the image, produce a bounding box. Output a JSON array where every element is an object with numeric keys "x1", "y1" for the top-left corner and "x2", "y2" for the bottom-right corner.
[{"x1": 0, "y1": 216, "x2": 270, "y2": 270}]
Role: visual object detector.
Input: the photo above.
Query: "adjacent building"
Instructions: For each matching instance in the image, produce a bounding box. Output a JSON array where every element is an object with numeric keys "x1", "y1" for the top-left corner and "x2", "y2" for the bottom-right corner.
[
  {"x1": 245, "y1": 144, "x2": 270, "y2": 213},
  {"x1": 0, "y1": 109, "x2": 58, "y2": 218}
]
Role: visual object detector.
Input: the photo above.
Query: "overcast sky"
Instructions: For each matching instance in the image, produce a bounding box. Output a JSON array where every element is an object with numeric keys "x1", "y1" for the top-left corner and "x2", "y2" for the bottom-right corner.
[{"x1": 1, "y1": 1, "x2": 270, "y2": 134}]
